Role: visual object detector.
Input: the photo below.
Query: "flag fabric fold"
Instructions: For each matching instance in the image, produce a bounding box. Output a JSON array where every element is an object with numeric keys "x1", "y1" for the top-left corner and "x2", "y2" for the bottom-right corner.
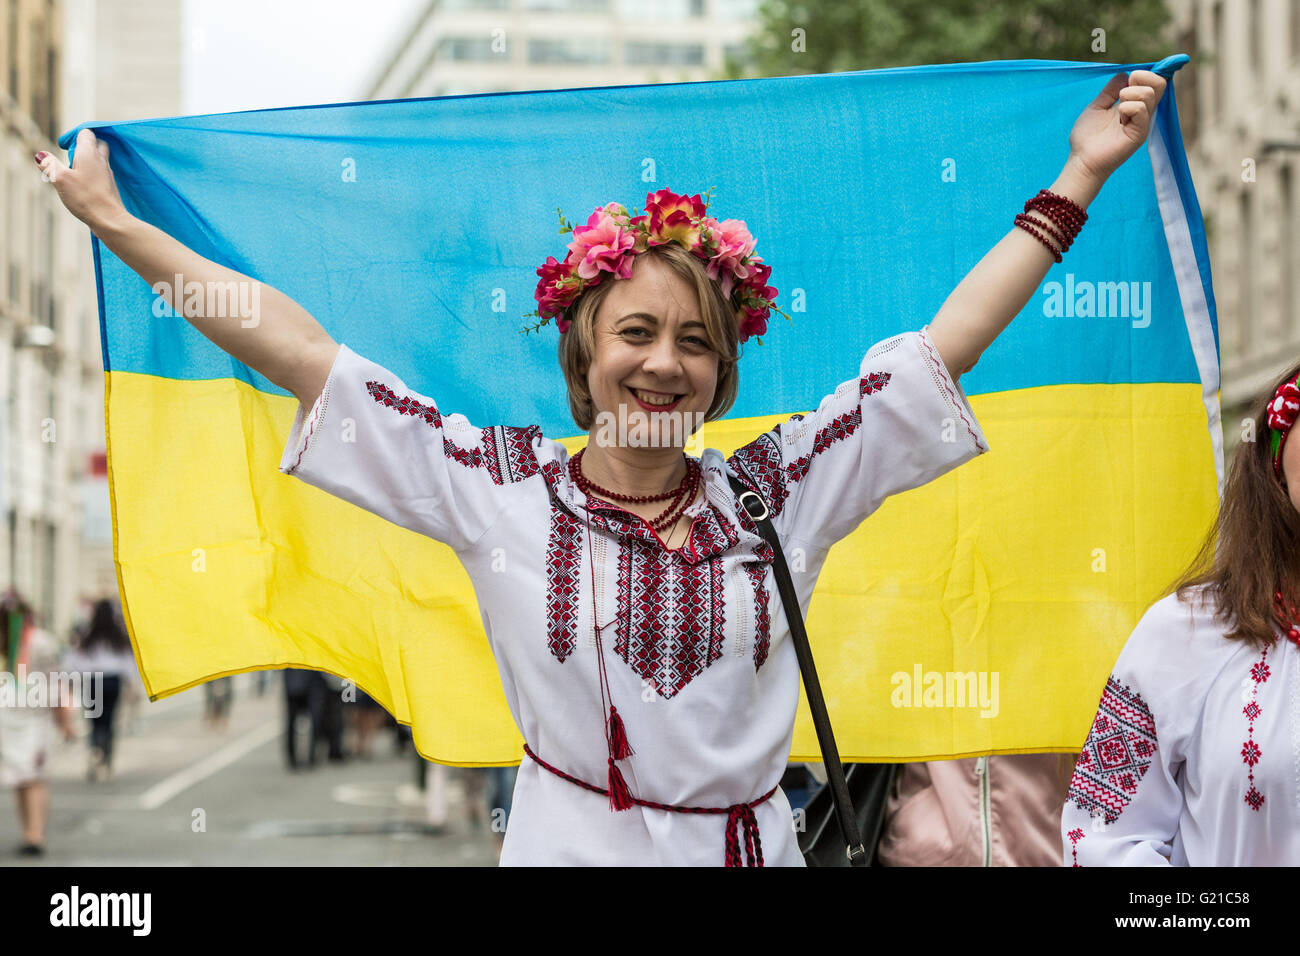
[{"x1": 60, "y1": 54, "x2": 1219, "y2": 764}]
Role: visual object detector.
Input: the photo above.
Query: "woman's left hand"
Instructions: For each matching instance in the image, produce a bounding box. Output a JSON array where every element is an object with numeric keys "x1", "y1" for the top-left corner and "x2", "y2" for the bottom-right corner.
[{"x1": 1066, "y1": 69, "x2": 1169, "y2": 188}]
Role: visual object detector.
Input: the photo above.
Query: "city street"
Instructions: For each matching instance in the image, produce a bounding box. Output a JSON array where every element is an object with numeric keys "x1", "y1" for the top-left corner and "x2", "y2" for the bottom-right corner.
[{"x1": 0, "y1": 674, "x2": 504, "y2": 866}]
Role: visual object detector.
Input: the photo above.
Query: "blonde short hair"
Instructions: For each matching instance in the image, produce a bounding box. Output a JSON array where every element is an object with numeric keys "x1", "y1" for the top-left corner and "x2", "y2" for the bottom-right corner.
[{"x1": 557, "y1": 242, "x2": 742, "y2": 432}]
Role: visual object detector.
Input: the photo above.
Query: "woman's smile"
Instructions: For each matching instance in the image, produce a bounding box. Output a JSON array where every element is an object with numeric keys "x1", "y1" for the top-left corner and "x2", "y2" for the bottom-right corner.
[{"x1": 627, "y1": 386, "x2": 684, "y2": 411}]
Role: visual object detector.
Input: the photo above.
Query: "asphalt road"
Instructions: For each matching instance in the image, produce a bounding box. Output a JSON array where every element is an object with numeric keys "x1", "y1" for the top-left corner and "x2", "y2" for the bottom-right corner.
[{"x1": 0, "y1": 673, "x2": 505, "y2": 866}]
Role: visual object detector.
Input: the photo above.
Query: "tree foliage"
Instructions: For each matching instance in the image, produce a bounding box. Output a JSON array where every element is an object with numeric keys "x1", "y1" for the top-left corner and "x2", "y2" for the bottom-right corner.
[{"x1": 723, "y1": 0, "x2": 1174, "y2": 78}]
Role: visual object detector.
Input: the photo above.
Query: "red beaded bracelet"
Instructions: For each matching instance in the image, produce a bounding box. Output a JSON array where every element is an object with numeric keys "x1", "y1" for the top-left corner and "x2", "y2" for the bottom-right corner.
[
  {"x1": 1014, "y1": 214, "x2": 1064, "y2": 262},
  {"x1": 1014, "y1": 188, "x2": 1088, "y2": 261},
  {"x1": 1020, "y1": 212, "x2": 1071, "y2": 253}
]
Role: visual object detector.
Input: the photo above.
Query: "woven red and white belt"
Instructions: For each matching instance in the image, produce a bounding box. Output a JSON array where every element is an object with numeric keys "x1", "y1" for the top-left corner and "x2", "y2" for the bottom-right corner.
[{"x1": 523, "y1": 743, "x2": 780, "y2": 867}]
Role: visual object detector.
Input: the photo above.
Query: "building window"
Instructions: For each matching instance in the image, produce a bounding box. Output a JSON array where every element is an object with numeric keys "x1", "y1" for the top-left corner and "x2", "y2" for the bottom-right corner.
[
  {"x1": 1293, "y1": 0, "x2": 1300, "y2": 62},
  {"x1": 624, "y1": 41, "x2": 705, "y2": 65},
  {"x1": 40, "y1": 519, "x2": 54, "y2": 633},
  {"x1": 1240, "y1": 187, "x2": 1253, "y2": 358},
  {"x1": 7, "y1": 0, "x2": 18, "y2": 101},
  {"x1": 44, "y1": 208, "x2": 54, "y2": 330},
  {"x1": 1249, "y1": 0, "x2": 1262, "y2": 78},
  {"x1": 46, "y1": 46, "x2": 58, "y2": 142},
  {"x1": 1, "y1": 160, "x2": 7, "y2": 307},
  {"x1": 436, "y1": 35, "x2": 503, "y2": 61},
  {"x1": 1177, "y1": 4, "x2": 1199, "y2": 144},
  {"x1": 1212, "y1": 1, "x2": 1223, "y2": 125},
  {"x1": 527, "y1": 36, "x2": 610, "y2": 64},
  {"x1": 715, "y1": 0, "x2": 759, "y2": 19},
  {"x1": 615, "y1": 0, "x2": 704, "y2": 18},
  {"x1": 1285, "y1": 164, "x2": 1295, "y2": 337},
  {"x1": 523, "y1": 0, "x2": 610, "y2": 12}
]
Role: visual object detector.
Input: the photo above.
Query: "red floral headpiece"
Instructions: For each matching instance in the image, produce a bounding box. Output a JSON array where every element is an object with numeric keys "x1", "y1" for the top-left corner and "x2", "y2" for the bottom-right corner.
[
  {"x1": 522, "y1": 187, "x2": 788, "y2": 345},
  {"x1": 1268, "y1": 375, "x2": 1300, "y2": 477}
]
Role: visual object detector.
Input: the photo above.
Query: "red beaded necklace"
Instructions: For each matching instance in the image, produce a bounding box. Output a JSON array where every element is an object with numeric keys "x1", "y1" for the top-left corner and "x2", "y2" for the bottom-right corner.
[
  {"x1": 1272, "y1": 591, "x2": 1300, "y2": 648},
  {"x1": 569, "y1": 446, "x2": 700, "y2": 534}
]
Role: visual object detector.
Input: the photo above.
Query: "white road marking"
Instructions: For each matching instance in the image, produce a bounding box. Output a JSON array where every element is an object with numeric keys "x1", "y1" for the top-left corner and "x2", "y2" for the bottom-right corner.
[{"x1": 135, "y1": 719, "x2": 282, "y2": 810}]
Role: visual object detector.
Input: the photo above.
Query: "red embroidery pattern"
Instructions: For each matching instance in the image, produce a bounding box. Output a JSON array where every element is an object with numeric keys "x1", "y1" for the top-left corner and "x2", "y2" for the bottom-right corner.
[
  {"x1": 364, "y1": 380, "x2": 541, "y2": 484},
  {"x1": 727, "y1": 372, "x2": 891, "y2": 519},
  {"x1": 743, "y1": 562, "x2": 772, "y2": 670},
  {"x1": 1067, "y1": 676, "x2": 1158, "y2": 825},
  {"x1": 1067, "y1": 827, "x2": 1085, "y2": 867},
  {"x1": 290, "y1": 390, "x2": 327, "y2": 472},
  {"x1": 536, "y1": 454, "x2": 779, "y2": 687},
  {"x1": 545, "y1": 507, "x2": 583, "y2": 663},
  {"x1": 919, "y1": 331, "x2": 984, "y2": 451},
  {"x1": 614, "y1": 541, "x2": 727, "y2": 698},
  {"x1": 731, "y1": 496, "x2": 777, "y2": 672},
  {"x1": 1242, "y1": 646, "x2": 1269, "y2": 811}
]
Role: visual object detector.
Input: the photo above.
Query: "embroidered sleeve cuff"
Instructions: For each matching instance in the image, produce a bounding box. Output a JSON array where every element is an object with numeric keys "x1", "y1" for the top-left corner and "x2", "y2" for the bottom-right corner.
[
  {"x1": 279, "y1": 343, "x2": 350, "y2": 477},
  {"x1": 915, "y1": 325, "x2": 989, "y2": 457}
]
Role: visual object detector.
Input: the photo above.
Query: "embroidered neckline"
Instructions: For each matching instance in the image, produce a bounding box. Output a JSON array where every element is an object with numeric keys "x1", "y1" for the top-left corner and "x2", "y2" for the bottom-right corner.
[{"x1": 537, "y1": 446, "x2": 758, "y2": 565}]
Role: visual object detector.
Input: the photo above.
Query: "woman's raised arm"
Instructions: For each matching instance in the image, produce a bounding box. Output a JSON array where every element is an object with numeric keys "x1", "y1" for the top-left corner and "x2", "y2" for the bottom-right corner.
[{"x1": 36, "y1": 128, "x2": 338, "y2": 408}]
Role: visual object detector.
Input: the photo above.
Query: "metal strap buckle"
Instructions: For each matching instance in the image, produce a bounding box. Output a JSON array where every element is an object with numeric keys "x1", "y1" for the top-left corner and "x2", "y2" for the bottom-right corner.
[
  {"x1": 847, "y1": 843, "x2": 868, "y2": 864},
  {"x1": 737, "y1": 490, "x2": 769, "y2": 522}
]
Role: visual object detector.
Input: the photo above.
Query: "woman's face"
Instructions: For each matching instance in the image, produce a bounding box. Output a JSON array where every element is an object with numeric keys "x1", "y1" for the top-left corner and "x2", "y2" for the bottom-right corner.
[{"x1": 585, "y1": 254, "x2": 719, "y2": 451}]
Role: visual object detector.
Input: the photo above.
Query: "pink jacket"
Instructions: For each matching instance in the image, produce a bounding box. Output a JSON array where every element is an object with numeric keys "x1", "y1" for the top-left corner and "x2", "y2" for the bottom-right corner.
[{"x1": 876, "y1": 754, "x2": 1076, "y2": 866}]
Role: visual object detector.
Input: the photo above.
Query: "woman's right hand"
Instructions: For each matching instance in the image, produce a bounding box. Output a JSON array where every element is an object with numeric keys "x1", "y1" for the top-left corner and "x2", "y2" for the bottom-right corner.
[{"x1": 35, "y1": 128, "x2": 129, "y2": 234}]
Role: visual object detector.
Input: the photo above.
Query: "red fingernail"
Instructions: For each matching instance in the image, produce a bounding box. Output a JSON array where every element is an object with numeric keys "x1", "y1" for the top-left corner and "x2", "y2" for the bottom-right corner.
[{"x1": 33, "y1": 151, "x2": 48, "y2": 163}]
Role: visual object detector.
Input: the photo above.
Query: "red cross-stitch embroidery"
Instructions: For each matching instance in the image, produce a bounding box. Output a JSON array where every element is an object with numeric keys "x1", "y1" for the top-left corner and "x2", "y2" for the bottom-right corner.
[
  {"x1": 1067, "y1": 676, "x2": 1158, "y2": 825},
  {"x1": 613, "y1": 541, "x2": 728, "y2": 699},
  {"x1": 727, "y1": 372, "x2": 891, "y2": 521},
  {"x1": 537, "y1": 454, "x2": 777, "y2": 689},
  {"x1": 743, "y1": 562, "x2": 772, "y2": 670},
  {"x1": 545, "y1": 507, "x2": 583, "y2": 663},
  {"x1": 1242, "y1": 645, "x2": 1269, "y2": 812},
  {"x1": 730, "y1": 496, "x2": 777, "y2": 672},
  {"x1": 1067, "y1": 827, "x2": 1085, "y2": 867},
  {"x1": 364, "y1": 380, "x2": 541, "y2": 484}
]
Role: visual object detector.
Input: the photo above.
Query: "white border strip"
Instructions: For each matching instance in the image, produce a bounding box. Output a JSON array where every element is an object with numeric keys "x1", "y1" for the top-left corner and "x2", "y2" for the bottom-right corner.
[{"x1": 1149, "y1": 122, "x2": 1225, "y2": 494}]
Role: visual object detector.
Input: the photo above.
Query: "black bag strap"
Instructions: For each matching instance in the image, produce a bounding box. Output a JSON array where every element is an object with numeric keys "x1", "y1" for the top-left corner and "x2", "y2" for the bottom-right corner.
[{"x1": 727, "y1": 472, "x2": 868, "y2": 866}]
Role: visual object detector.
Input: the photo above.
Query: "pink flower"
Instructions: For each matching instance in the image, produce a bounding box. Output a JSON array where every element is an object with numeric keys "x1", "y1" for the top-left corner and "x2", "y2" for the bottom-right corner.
[
  {"x1": 704, "y1": 219, "x2": 757, "y2": 297},
  {"x1": 567, "y1": 207, "x2": 636, "y2": 281}
]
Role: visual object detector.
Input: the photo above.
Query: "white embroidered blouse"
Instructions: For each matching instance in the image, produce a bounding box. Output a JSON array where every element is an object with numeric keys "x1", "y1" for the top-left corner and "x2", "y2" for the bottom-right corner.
[
  {"x1": 279, "y1": 326, "x2": 988, "y2": 865},
  {"x1": 1062, "y1": 584, "x2": 1300, "y2": 866}
]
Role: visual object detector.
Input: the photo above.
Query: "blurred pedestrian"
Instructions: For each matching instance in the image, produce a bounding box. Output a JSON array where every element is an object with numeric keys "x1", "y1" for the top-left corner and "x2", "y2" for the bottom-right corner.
[
  {"x1": 0, "y1": 591, "x2": 76, "y2": 856},
  {"x1": 202, "y1": 675, "x2": 234, "y2": 732},
  {"x1": 62, "y1": 598, "x2": 137, "y2": 782},
  {"x1": 417, "y1": 753, "x2": 449, "y2": 829},
  {"x1": 347, "y1": 685, "x2": 387, "y2": 759},
  {"x1": 284, "y1": 668, "x2": 323, "y2": 770},
  {"x1": 461, "y1": 764, "x2": 518, "y2": 854},
  {"x1": 319, "y1": 673, "x2": 345, "y2": 761}
]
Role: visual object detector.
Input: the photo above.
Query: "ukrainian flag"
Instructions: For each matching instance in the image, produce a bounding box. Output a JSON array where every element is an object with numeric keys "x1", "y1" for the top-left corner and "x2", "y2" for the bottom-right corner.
[{"x1": 60, "y1": 54, "x2": 1218, "y2": 764}]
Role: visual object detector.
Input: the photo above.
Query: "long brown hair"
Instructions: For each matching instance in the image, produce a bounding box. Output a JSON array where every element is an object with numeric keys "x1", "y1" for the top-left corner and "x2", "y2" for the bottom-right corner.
[{"x1": 1169, "y1": 359, "x2": 1300, "y2": 650}]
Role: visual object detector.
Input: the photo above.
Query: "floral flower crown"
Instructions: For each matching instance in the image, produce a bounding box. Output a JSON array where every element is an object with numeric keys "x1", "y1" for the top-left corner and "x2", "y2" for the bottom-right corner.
[
  {"x1": 1268, "y1": 373, "x2": 1300, "y2": 477},
  {"x1": 521, "y1": 187, "x2": 788, "y2": 345}
]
